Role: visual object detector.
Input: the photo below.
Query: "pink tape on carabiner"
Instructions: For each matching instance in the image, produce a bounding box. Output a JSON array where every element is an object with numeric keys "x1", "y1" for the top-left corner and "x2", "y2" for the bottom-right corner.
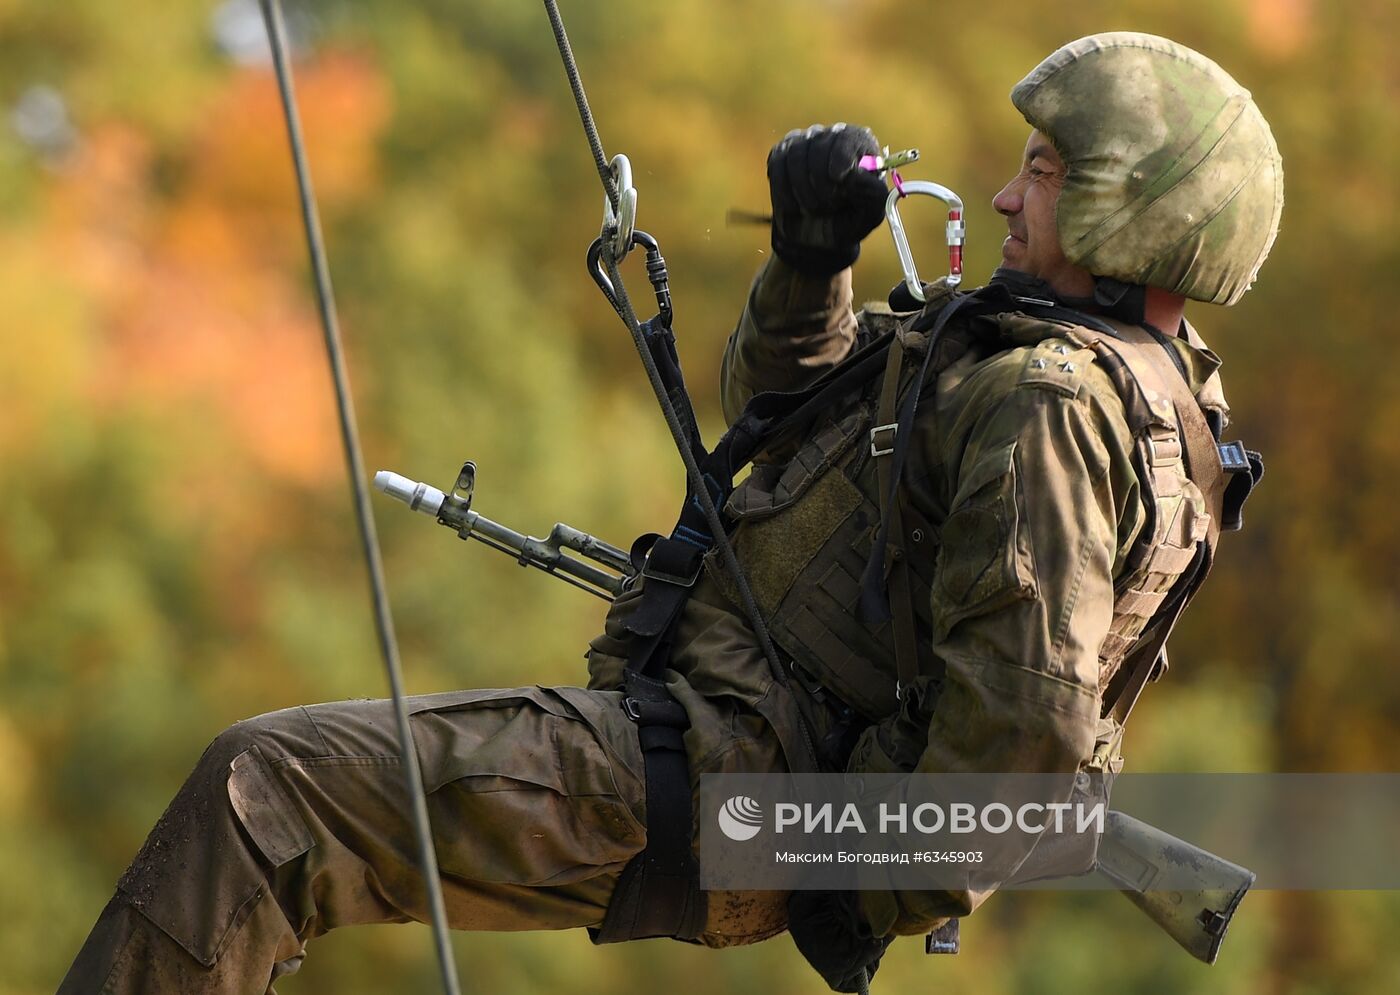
[
  {"x1": 858, "y1": 154, "x2": 882, "y2": 172},
  {"x1": 891, "y1": 169, "x2": 907, "y2": 197}
]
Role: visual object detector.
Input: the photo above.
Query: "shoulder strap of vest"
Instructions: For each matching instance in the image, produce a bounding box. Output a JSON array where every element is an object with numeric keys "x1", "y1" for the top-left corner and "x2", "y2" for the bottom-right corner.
[{"x1": 1087, "y1": 325, "x2": 1226, "y2": 727}]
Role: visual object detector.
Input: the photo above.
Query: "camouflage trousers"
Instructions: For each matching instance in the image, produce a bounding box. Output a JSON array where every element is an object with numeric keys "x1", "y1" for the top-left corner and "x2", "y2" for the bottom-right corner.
[{"x1": 58, "y1": 686, "x2": 793, "y2": 994}]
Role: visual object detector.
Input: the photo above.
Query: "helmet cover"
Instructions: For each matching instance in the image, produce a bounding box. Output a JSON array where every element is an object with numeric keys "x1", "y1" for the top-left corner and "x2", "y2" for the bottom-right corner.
[{"x1": 1010, "y1": 32, "x2": 1283, "y2": 305}]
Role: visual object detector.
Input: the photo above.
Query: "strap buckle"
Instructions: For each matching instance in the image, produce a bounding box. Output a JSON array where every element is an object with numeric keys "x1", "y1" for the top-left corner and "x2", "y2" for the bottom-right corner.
[
  {"x1": 1145, "y1": 426, "x2": 1182, "y2": 466},
  {"x1": 641, "y1": 537, "x2": 705, "y2": 588},
  {"x1": 870, "y1": 423, "x2": 898, "y2": 458},
  {"x1": 622, "y1": 695, "x2": 689, "y2": 727},
  {"x1": 1218, "y1": 440, "x2": 1251, "y2": 473}
]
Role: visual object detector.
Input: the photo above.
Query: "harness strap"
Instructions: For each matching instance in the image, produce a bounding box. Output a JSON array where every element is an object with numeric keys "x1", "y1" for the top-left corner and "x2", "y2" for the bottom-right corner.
[
  {"x1": 872, "y1": 333, "x2": 925, "y2": 700},
  {"x1": 859, "y1": 293, "x2": 976, "y2": 622},
  {"x1": 647, "y1": 324, "x2": 705, "y2": 457},
  {"x1": 596, "y1": 315, "x2": 903, "y2": 945},
  {"x1": 590, "y1": 668, "x2": 706, "y2": 944},
  {"x1": 593, "y1": 316, "x2": 712, "y2": 945}
]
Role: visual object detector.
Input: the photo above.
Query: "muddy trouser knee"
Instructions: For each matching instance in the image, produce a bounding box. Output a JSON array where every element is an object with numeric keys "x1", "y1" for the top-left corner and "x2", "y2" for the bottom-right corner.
[{"x1": 58, "y1": 686, "x2": 653, "y2": 995}]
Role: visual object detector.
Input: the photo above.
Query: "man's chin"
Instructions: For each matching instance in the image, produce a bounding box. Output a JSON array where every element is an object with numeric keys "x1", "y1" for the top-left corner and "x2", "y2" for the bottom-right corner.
[{"x1": 1000, "y1": 239, "x2": 1029, "y2": 268}]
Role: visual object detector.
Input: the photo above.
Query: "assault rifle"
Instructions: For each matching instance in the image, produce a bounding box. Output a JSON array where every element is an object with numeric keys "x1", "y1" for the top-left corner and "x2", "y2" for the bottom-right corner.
[
  {"x1": 374, "y1": 461, "x2": 636, "y2": 601},
  {"x1": 375, "y1": 460, "x2": 1253, "y2": 965}
]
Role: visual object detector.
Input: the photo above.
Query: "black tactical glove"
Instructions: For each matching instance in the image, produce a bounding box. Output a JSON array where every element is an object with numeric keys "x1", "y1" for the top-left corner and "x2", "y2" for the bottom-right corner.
[
  {"x1": 787, "y1": 889, "x2": 894, "y2": 993},
  {"x1": 767, "y1": 123, "x2": 889, "y2": 277}
]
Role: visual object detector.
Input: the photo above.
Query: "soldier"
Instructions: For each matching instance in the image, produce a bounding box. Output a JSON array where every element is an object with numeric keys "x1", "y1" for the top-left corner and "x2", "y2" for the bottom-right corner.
[{"x1": 60, "y1": 31, "x2": 1280, "y2": 995}]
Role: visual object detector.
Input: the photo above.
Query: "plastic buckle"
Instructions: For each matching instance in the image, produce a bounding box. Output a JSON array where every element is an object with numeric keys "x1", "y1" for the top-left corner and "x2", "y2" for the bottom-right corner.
[
  {"x1": 1145, "y1": 428, "x2": 1182, "y2": 466},
  {"x1": 1218, "y1": 440, "x2": 1250, "y2": 473},
  {"x1": 925, "y1": 918, "x2": 960, "y2": 955},
  {"x1": 870, "y1": 423, "x2": 897, "y2": 457},
  {"x1": 622, "y1": 696, "x2": 642, "y2": 722}
]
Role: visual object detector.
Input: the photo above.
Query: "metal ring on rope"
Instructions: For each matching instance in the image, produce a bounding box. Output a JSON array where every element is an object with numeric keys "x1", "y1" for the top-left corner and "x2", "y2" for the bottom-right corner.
[{"x1": 603, "y1": 154, "x2": 637, "y2": 261}]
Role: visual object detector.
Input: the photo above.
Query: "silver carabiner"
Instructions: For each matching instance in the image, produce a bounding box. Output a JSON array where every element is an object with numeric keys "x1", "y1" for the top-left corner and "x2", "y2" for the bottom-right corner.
[
  {"x1": 885, "y1": 179, "x2": 965, "y2": 302},
  {"x1": 602, "y1": 153, "x2": 637, "y2": 261}
]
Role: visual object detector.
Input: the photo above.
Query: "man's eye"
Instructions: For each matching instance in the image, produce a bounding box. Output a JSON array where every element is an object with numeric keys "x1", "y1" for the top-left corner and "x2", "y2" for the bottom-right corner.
[{"x1": 1026, "y1": 166, "x2": 1045, "y2": 177}]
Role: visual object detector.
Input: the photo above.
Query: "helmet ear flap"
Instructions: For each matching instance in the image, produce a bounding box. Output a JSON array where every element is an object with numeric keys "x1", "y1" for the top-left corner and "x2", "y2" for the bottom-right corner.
[{"x1": 1011, "y1": 32, "x2": 1283, "y2": 306}]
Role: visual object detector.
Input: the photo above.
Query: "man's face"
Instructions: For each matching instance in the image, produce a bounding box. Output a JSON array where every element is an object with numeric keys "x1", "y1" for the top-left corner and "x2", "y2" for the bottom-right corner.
[{"x1": 992, "y1": 130, "x2": 1093, "y2": 297}]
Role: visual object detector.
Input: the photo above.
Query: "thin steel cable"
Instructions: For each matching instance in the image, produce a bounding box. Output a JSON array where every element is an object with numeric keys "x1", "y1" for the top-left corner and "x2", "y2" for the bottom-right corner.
[
  {"x1": 541, "y1": 0, "x2": 822, "y2": 774},
  {"x1": 257, "y1": 4, "x2": 463, "y2": 994},
  {"x1": 541, "y1": 0, "x2": 618, "y2": 208}
]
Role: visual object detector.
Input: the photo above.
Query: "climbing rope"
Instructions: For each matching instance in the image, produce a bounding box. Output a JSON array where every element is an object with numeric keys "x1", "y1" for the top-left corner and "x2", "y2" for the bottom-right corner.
[{"x1": 257, "y1": 3, "x2": 463, "y2": 993}]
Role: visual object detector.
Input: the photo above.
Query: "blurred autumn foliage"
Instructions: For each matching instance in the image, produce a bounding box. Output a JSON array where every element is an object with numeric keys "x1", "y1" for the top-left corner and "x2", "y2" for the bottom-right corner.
[{"x1": 2, "y1": 1, "x2": 1399, "y2": 993}]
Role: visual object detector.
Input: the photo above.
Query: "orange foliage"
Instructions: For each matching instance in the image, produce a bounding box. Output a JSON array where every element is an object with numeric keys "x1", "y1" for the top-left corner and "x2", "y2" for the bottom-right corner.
[
  {"x1": 188, "y1": 50, "x2": 392, "y2": 217},
  {"x1": 1247, "y1": 0, "x2": 1313, "y2": 59},
  {"x1": 33, "y1": 53, "x2": 394, "y2": 500}
]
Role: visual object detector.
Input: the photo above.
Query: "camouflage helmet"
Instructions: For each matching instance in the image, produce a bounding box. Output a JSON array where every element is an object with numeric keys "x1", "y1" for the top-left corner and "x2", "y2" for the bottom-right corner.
[{"x1": 1010, "y1": 32, "x2": 1283, "y2": 305}]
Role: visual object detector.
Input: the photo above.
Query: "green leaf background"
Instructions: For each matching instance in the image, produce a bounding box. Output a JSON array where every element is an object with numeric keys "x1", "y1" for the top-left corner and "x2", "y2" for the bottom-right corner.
[{"x1": 2, "y1": 1, "x2": 1397, "y2": 991}]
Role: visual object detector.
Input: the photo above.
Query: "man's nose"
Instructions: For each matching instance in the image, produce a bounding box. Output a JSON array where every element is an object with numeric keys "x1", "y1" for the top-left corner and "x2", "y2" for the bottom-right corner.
[{"x1": 993, "y1": 179, "x2": 1023, "y2": 217}]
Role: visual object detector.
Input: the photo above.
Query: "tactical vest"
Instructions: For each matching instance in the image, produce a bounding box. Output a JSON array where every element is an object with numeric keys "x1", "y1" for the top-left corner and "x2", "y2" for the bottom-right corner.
[
  {"x1": 704, "y1": 302, "x2": 1255, "y2": 759},
  {"x1": 595, "y1": 290, "x2": 1261, "y2": 946}
]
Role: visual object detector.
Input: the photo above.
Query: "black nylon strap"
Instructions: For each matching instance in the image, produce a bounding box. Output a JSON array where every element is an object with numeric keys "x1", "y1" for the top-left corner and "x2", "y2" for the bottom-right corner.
[
  {"x1": 859, "y1": 292, "x2": 974, "y2": 622},
  {"x1": 595, "y1": 316, "x2": 713, "y2": 945},
  {"x1": 713, "y1": 334, "x2": 897, "y2": 480},
  {"x1": 591, "y1": 670, "x2": 705, "y2": 944},
  {"x1": 1220, "y1": 446, "x2": 1263, "y2": 531},
  {"x1": 640, "y1": 317, "x2": 707, "y2": 465},
  {"x1": 871, "y1": 332, "x2": 924, "y2": 698},
  {"x1": 623, "y1": 326, "x2": 908, "y2": 681}
]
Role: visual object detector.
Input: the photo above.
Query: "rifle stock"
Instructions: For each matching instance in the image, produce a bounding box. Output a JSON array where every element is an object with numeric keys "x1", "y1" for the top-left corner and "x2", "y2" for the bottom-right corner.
[{"x1": 1097, "y1": 810, "x2": 1254, "y2": 964}]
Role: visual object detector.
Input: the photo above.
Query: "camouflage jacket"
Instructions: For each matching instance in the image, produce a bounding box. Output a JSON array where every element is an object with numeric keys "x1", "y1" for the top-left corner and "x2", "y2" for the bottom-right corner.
[{"x1": 589, "y1": 256, "x2": 1223, "y2": 937}]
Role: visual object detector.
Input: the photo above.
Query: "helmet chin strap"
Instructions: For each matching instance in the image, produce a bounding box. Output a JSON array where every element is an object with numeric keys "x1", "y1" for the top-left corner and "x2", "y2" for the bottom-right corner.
[{"x1": 1090, "y1": 275, "x2": 1149, "y2": 326}]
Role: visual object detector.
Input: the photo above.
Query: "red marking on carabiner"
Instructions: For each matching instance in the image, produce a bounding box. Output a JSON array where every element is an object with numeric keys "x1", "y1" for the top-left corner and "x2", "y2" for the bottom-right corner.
[
  {"x1": 949, "y1": 209, "x2": 963, "y2": 278},
  {"x1": 892, "y1": 169, "x2": 907, "y2": 197}
]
